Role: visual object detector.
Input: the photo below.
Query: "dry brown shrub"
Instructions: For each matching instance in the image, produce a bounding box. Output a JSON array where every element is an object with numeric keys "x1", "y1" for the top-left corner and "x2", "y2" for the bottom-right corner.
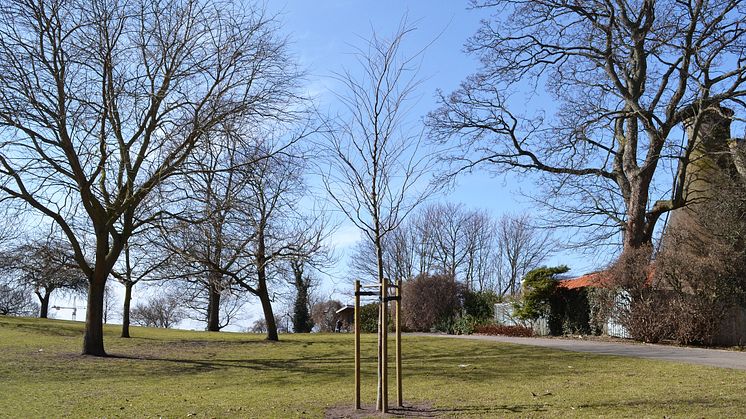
[{"x1": 402, "y1": 273, "x2": 461, "y2": 332}]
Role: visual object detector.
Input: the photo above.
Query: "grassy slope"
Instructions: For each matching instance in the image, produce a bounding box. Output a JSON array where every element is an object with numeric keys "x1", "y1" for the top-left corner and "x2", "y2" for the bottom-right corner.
[{"x1": 1, "y1": 316, "x2": 745, "y2": 418}]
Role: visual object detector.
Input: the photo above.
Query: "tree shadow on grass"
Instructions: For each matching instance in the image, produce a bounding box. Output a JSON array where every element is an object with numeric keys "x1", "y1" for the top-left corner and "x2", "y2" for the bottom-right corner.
[
  {"x1": 95, "y1": 338, "x2": 588, "y2": 384},
  {"x1": 103, "y1": 352, "x2": 355, "y2": 381}
]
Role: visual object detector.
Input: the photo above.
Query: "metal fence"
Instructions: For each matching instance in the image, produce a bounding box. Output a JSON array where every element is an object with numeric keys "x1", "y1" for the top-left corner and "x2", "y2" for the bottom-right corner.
[{"x1": 494, "y1": 303, "x2": 549, "y2": 336}]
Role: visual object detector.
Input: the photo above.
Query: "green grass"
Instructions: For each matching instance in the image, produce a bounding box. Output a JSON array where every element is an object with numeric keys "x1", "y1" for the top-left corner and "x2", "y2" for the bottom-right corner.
[{"x1": 1, "y1": 316, "x2": 745, "y2": 418}]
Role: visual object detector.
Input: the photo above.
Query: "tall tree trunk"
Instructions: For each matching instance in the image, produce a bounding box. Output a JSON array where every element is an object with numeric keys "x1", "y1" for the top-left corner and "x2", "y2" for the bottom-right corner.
[
  {"x1": 206, "y1": 278, "x2": 222, "y2": 332},
  {"x1": 255, "y1": 225, "x2": 278, "y2": 341},
  {"x1": 83, "y1": 274, "x2": 107, "y2": 356},
  {"x1": 121, "y1": 281, "x2": 133, "y2": 338},
  {"x1": 623, "y1": 190, "x2": 652, "y2": 252}
]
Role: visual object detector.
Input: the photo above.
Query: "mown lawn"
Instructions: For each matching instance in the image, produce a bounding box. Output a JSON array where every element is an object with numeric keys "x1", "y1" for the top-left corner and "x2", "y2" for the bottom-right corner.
[{"x1": 1, "y1": 316, "x2": 745, "y2": 418}]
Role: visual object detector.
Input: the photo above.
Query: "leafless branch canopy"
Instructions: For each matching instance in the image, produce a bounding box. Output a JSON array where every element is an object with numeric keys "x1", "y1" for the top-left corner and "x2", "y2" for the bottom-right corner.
[{"x1": 429, "y1": 0, "x2": 746, "y2": 250}]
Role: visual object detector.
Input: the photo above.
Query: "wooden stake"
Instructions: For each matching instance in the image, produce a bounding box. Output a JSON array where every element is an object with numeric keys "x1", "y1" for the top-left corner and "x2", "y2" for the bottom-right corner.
[
  {"x1": 382, "y1": 277, "x2": 389, "y2": 412},
  {"x1": 376, "y1": 286, "x2": 382, "y2": 411},
  {"x1": 354, "y1": 280, "x2": 361, "y2": 410},
  {"x1": 396, "y1": 279, "x2": 403, "y2": 407}
]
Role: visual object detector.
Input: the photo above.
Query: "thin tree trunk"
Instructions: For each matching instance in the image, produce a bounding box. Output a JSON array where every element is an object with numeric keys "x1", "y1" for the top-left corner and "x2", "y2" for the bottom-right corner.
[{"x1": 121, "y1": 281, "x2": 133, "y2": 338}]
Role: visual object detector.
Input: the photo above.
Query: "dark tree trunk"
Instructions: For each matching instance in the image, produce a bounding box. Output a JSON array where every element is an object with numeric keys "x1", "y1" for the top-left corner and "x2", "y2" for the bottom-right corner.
[
  {"x1": 258, "y1": 277, "x2": 278, "y2": 341},
  {"x1": 83, "y1": 275, "x2": 107, "y2": 356},
  {"x1": 37, "y1": 290, "x2": 51, "y2": 318},
  {"x1": 256, "y1": 225, "x2": 277, "y2": 341},
  {"x1": 206, "y1": 279, "x2": 222, "y2": 332},
  {"x1": 121, "y1": 281, "x2": 133, "y2": 338}
]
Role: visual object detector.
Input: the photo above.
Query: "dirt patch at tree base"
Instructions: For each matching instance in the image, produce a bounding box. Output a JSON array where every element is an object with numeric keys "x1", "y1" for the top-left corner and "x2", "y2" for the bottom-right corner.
[{"x1": 325, "y1": 403, "x2": 448, "y2": 418}]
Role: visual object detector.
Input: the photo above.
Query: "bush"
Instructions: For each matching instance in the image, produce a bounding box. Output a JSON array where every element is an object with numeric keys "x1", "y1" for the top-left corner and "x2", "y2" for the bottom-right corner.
[
  {"x1": 549, "y1": 287, "x2": 592, "y2": 335},
  {"x1": 514, "y1": 266, "x2": 568, "y2": 321},
  {"x1": 463, "y1": 290, "x2": 500, "y2": 323},
  {"x1": 402, "y1": 273, "x2": 461, "y2": 332},
  {"x1": 475, "y1": 323, "x2": 533, "y2": 337},
  {"x1": 602, "y1": 246, "x2": 666, "y2": 343},
  {"x1": 451, "y1": 314, "x2": 479, "y2": 335},
  {"x1": 358, "y1": 303, "x2": 380, "y2": 333}
]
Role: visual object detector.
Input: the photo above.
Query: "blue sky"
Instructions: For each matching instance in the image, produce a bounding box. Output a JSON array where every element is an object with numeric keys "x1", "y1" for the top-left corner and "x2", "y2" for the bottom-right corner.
[
  {"x1": 53, "y1": 1, "x2": 608, "y2": 328},
  {"x1": 266, "y1": 1, "x2": 606, "y2": 276}
]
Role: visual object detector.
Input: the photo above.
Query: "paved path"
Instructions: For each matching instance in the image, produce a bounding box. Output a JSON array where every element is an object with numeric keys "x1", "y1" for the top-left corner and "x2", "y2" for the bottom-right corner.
[{"x1": 416, "y1": 333, "x2": 746, "y2": 371}]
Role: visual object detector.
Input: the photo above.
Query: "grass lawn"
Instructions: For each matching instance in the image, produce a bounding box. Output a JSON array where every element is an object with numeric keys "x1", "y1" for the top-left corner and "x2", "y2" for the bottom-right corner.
[{"x1": 1, "y1": 316, "x2": 745, "y2": 418}]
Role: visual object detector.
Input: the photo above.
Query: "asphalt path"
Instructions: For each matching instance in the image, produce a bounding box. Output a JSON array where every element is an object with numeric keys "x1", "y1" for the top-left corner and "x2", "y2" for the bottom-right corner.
[{"x1": 416, "y1": 333, "x2": 746, "y2": 370}]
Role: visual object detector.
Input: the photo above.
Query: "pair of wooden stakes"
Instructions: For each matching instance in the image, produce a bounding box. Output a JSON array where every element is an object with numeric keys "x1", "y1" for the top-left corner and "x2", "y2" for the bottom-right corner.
[{"x1": 353, "y1": 278, "x2": 403, "y2": 413}]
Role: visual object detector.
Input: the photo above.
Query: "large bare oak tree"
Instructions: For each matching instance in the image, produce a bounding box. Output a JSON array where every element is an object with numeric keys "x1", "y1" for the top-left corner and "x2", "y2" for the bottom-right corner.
[{"x1": 429, "y1": 0, "x2": 746, "y2": 254}]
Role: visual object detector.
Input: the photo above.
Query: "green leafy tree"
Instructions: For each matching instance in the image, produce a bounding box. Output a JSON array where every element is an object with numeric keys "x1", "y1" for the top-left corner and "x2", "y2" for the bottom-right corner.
[
  {"x1": 463, "y1": 290, "x2": 500, "y2": 323},
  {"x1": 514, "y1": 266, "x2": 569, "y2": 321}
]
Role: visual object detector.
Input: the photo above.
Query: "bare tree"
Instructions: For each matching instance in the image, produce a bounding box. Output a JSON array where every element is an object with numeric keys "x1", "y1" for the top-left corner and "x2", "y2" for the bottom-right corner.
[
  {"x1": 158, "y1": 127, "x2": 319, "y2": 339},
  {"x1": 322, "y1": 21, "x2": 434, "y2": 293},
  {"x1": 0, "y1": 283, "x2": 38, "y2": 316},
  {"x1": 310, "y1": 299, "x2": 343, "y2": 332},
  {"x1": 320, "y1": 23, "x2": 436, "y2": 408},
  {"x1": 0, "y1": 236, "x2": 87, "y2": 318},
  {"x1": 0, "y1": 0, "x2": 299, "y2": 356},
  {"x1": 111, "y1": 239, "x2": 171, "y2": 337},
  {"x1": 155, "y1": 132, "x2": 256, "y2": 332},
  {"x1": 130, "y1": 293, "x2": 185, "y2": 329},
  {"x1": 102, "y1": 283, "x2": 118, "y2": 325},
  {"x1": 425, "y1": 203, "x2": 472, "y2": 279},
  {"x1": 284, "y1": 220, "x2": 334, "y2": 333},
  {"x1": 428, "y1": 1, "x2": 746, "y2": 256},
  {"x1": 462, "y1": 210, "x2": 498, "y2": 292},
  {"x1": 350, "y1": 203, "x2": 502, "y2": 292},
  {"x1": 496, "y1": 214, "x2": 554, "y2": 296}
]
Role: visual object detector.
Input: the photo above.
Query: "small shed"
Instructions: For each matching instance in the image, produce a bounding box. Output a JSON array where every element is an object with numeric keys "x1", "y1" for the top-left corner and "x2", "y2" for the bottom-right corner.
[{"x1": 335, "y1": 305, "x2": 354, "y2": 332}]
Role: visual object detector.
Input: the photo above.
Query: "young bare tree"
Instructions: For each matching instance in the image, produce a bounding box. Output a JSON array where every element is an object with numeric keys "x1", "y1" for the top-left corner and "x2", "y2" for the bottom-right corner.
[
  {"x1": 321, "y1": 22, "x2": 434, "y2": 410},
  {"x1": 428, "y1": 1, "x2": 746, "y2": 255},
  {"x1": 0, "y1": 0, "x2": 299, "y2": 355}
]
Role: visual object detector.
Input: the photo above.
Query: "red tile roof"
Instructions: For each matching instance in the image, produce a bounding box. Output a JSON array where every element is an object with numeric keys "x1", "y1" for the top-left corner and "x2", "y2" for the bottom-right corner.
[
  {"x1": 559, "y1": 267, "x2": 655, "y2": 289},
  {"x1": 558, "y1": 271, "x2": 608, "y2": 289}
]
